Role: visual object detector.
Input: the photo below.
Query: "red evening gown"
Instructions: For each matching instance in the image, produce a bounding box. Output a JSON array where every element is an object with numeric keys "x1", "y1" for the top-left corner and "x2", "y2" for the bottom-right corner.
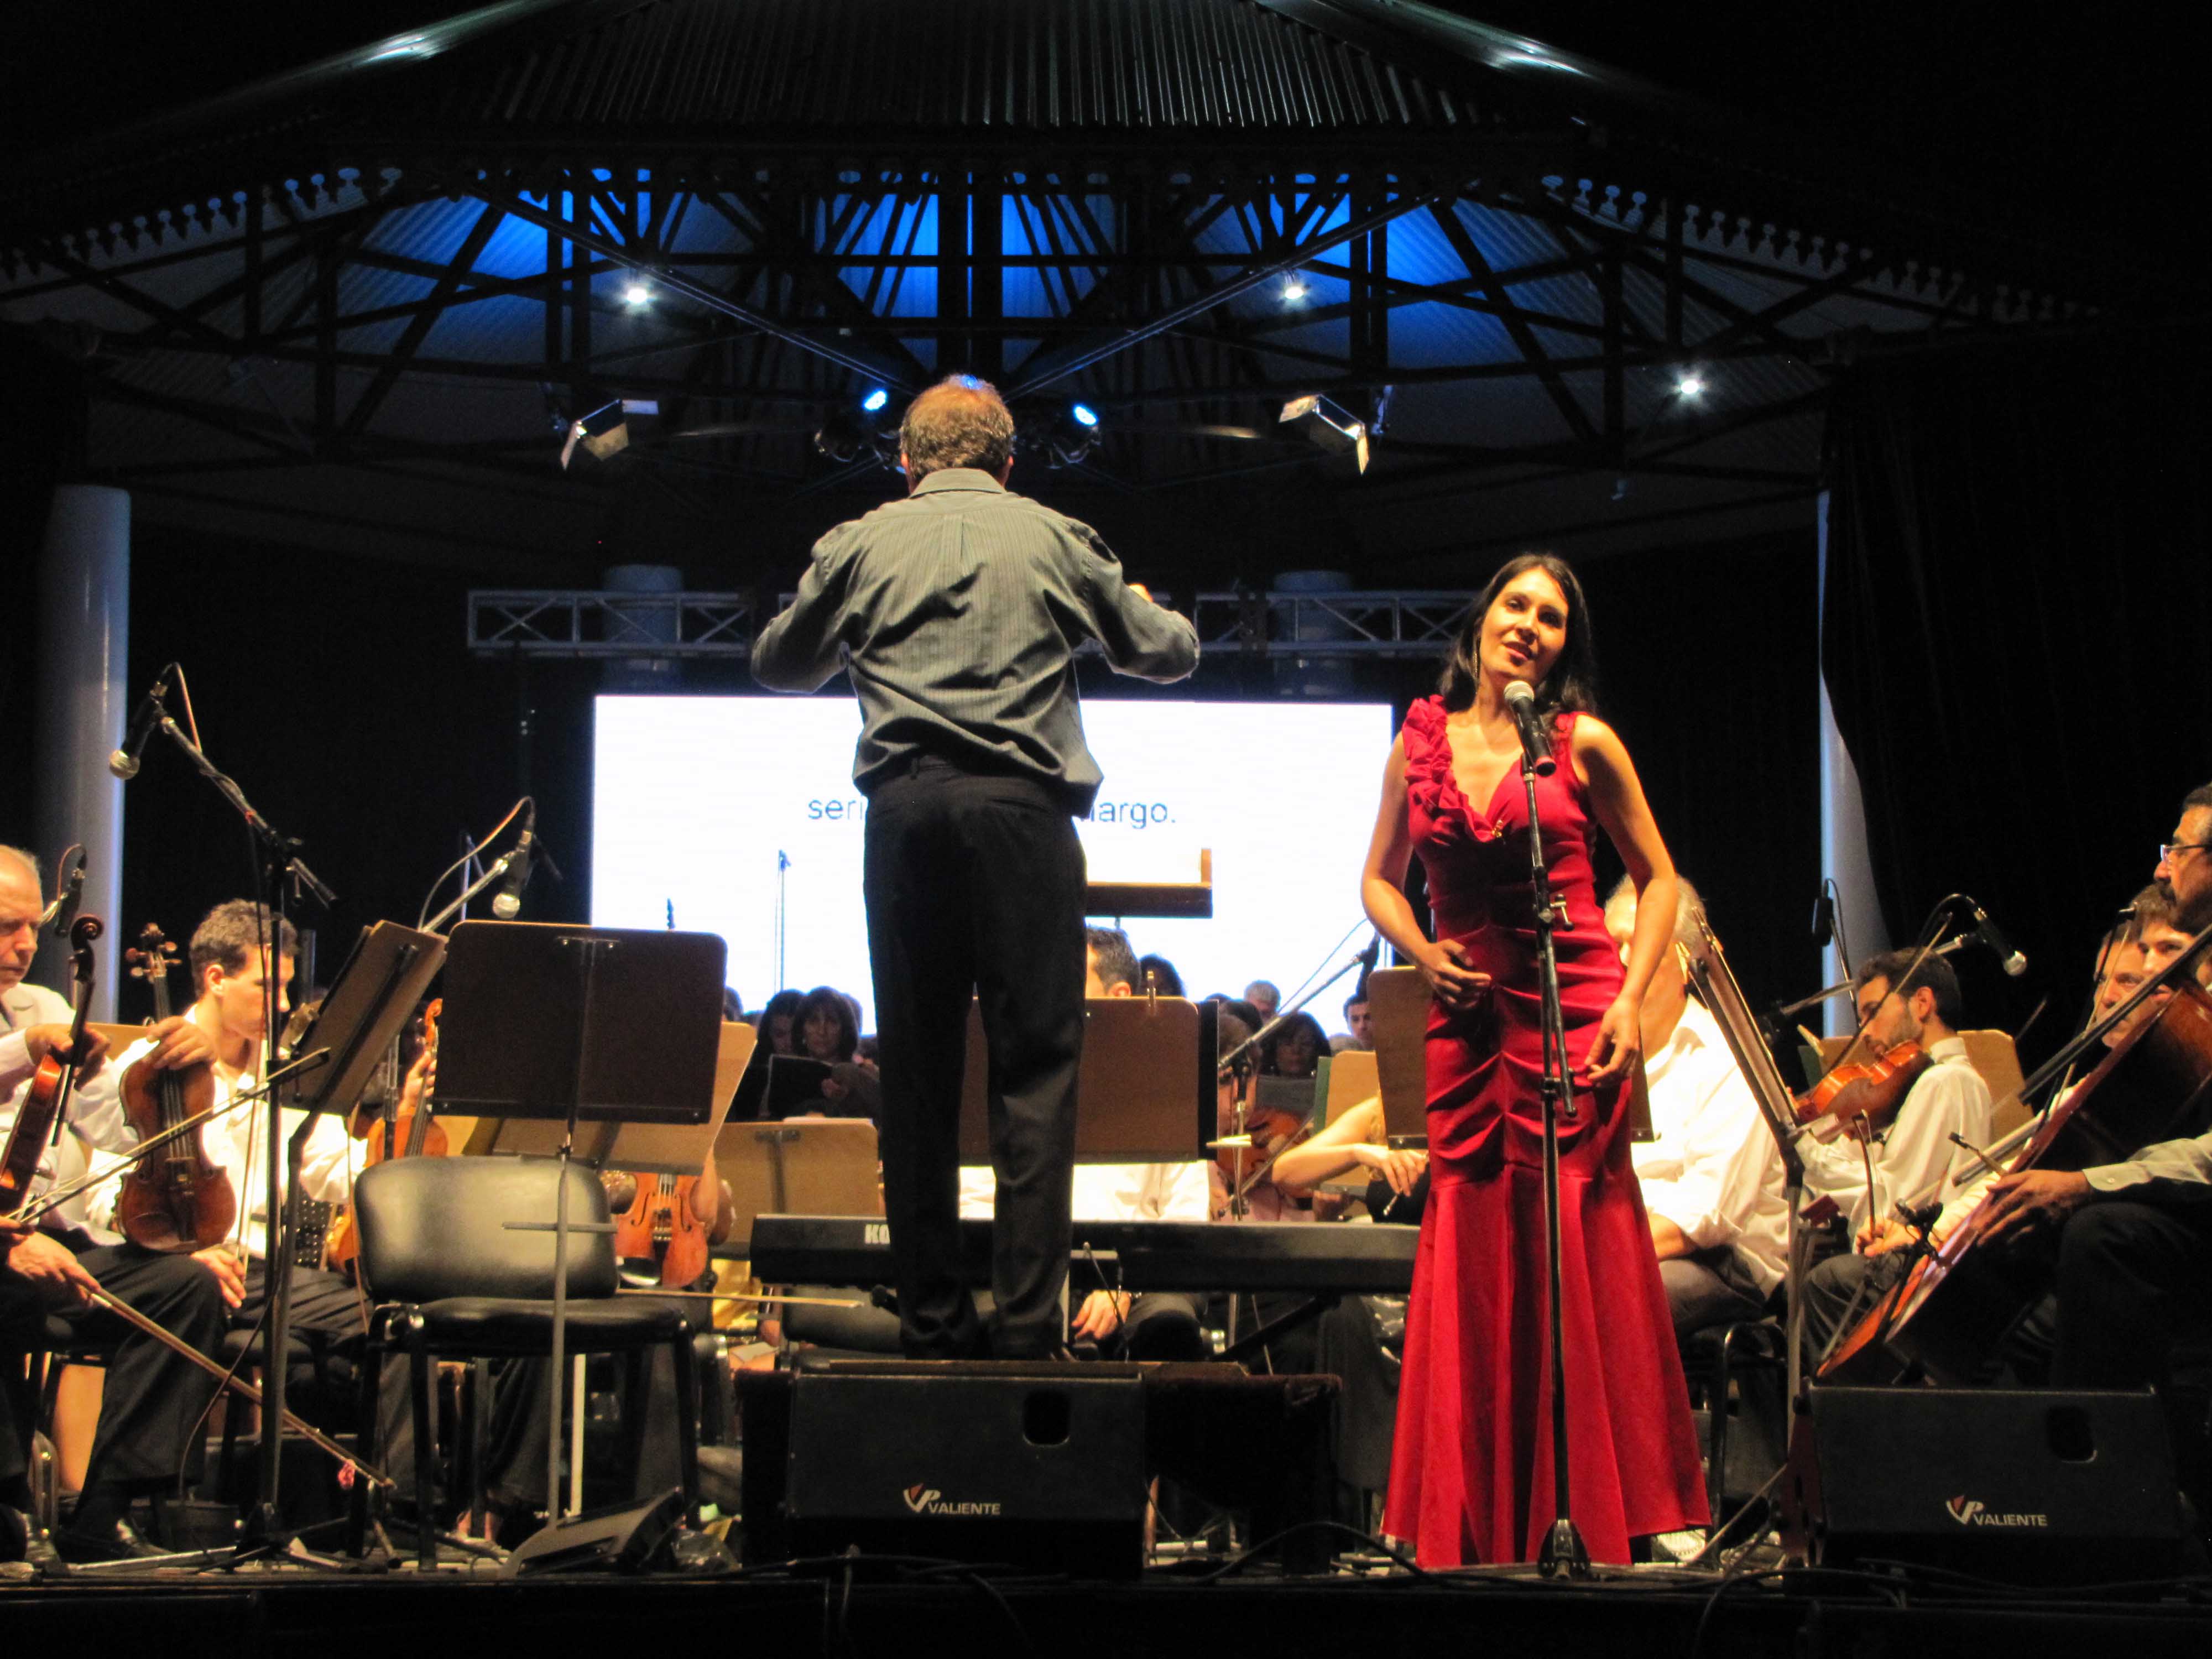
[{"x1": 1383, "y1": 696, "x2": 1707, "y2": 1566}]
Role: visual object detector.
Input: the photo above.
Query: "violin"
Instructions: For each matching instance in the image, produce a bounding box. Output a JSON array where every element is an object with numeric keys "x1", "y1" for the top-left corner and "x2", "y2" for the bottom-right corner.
[
  {"x1": 116, "y1": 925, "x2": 236, "y2": 1254},
  {"x1": 0, "y1": 914, "x2": 103, "y2": 1217},
  {"x1": 1793, "y1": 1039, "x2": 1931, "y2": 1142},
  {"x1": 608, "y1": 1170, "x2": 712, "y2": 1288},
  {"x1": 325, "y1": 999, "x2": 445, "y2": 1272}
]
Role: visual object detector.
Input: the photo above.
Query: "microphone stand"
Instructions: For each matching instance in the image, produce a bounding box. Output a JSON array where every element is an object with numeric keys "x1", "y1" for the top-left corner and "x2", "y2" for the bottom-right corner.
[
  {"x1": 139, "y1": 689, "x2": 336, "y2": 1551},
  {"x1": 1511, "y1": 729, "x2": 1589, "y2": 1577}
]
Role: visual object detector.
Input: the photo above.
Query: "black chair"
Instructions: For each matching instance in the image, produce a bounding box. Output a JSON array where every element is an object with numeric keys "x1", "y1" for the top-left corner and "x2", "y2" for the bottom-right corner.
[
  {"x1": 1681, "y1": 1317, "x2": 1789, "y2": 1525},
  {"x1": 342, "y1": 1156, "x2": 700, "y2": 1565}
]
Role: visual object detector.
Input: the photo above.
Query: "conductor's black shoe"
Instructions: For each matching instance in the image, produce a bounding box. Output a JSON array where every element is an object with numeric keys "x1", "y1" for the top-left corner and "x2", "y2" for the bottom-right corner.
[{"x1": 55, "y1": 1516, "x2": 168, "y2": 1563}]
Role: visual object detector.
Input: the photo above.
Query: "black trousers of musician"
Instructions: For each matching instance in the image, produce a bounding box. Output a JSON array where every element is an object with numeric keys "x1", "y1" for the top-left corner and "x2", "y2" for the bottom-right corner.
[
  {"x1": 2052, "y1": 1198, "x2": 2212, "y2": 1390},
  {"x1": 0, "y1": 1241, "x2": 227, "y2": 1506},
  {"x1": 863, "y1": 757, "x2": 1086, "y2": 1359}
]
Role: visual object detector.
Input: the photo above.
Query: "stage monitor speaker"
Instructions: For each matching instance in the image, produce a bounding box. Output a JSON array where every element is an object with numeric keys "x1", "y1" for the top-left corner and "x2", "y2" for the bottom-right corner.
[
  {"x1": 743, "y1": 1363, "x2": 1147, "y2": 1576},
  {"x1": 503, "y1": 1488, "x2": 687, "y2": 1576},
  {"x1": 1786, "y1": 1387, "x2": 2184, "y2": 1585}
]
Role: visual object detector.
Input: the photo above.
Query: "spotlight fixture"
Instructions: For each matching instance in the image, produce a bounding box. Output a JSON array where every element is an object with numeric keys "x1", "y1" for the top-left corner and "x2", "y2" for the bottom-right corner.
[
  {"x1": 812, "y1": 389, "x2": 899, "y2": 467},
  {"x1": 1674, "y1": 372, "x2": 1707, "y2": 400},
  {"x1": 1281, "y1": 276, "x2": 1310, "y2": 304},
  {"x1": 1038, "y1": 399, "x2": 1103, "y2": 468},
  {"x1": 1278, "y1": 393, "x2": 1369, "y2": 474},
  {"x1": 623, "y1": 280, "x2": 652, "y2": 306},
  {"x1": 559, "y1": 397, "x2": 658, "y2": 468}
]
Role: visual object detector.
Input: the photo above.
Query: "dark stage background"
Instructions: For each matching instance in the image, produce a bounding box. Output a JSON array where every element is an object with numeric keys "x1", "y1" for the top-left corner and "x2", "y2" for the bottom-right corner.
[
  {"x1": 5, "y1": 497, "x2": 1822, "y2": 1026},
  {"x1": 1823, "y1": 326, "x2": 2212, "y2": 1063}
]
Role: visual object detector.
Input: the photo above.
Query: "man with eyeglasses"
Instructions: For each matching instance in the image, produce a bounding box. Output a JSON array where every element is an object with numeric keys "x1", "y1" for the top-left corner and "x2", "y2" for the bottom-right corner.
[{"x1": 1972, "y1": 783, "x2": 2212, "y2": 1453}]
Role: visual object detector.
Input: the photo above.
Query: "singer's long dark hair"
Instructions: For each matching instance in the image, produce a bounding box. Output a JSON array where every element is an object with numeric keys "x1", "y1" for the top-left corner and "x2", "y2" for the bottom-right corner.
[{"x1": 1438, "y1": 552, "x2": 1600, "y2": 717}]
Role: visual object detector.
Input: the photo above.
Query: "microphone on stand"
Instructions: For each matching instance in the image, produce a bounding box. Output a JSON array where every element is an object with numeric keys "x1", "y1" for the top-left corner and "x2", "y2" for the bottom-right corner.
[
  {"x1": 491, "y1": 821, "x2": 535, "y2": 919},
  {"x1": 1501, "y1": 680, "x2": 1556, "y2": 777},
  {"x1": 40, "y1": 857, "x2": 86, "y2": 939},
  {"x1": 1956, "y1": 898, "x2": 2028, "y2": 978},
  {"x1": 108, "y1": 680, "x2": 168, "y2": 780}
]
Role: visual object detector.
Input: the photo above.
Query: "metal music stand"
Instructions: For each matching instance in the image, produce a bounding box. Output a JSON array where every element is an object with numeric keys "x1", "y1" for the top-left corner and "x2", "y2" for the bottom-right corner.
[
  {"x1": 1515, "y1": 740, "x2": 1590, "y2": 1578},
  {"x1": 238, "y1": 920, "x2": 443, "y2": 1552},
  {"x1": 432, "y1": 921, "x2": 727, "y2": 1524}
]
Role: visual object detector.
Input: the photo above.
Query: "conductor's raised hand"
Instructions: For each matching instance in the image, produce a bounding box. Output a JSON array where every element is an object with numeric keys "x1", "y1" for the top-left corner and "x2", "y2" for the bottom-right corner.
[
  {"x1": 1579, "y1": 992, "x2": 1642, "y2": 1089},
  {"x1": 1417, "y1": 938, "x2": 1490, "y2": 1011}
]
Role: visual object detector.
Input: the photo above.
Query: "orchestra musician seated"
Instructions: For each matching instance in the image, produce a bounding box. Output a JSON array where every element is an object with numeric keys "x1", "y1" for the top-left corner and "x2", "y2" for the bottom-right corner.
[
  {"x1": 1969, "y1": 786, "x2": 2212, "y2": 1410},
  {"x1": 1, "y1": 845, "x2": 227, "y2": 1562},
  {"x1": 1601, "y1": 877, "x2": 1788, "y2": 1340},
  {"x1": 1794, "y1": 949, "x2": 1994, "y2": 1349},
  {"x1": 1804, "y1": 904, "x2": 2157, "y2": 1352},
  {"x1": 1332, "y1": 987, "x2": 1374, "y2": 1053}
]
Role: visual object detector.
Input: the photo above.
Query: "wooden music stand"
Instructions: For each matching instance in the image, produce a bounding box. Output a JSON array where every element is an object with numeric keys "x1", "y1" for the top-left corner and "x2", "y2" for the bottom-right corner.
[
  {"x1": 1323, "y1": 1048, "x2": 1380, "y2": 1124},
  {"x1": 1364, "y1": 967, "x2": 1430, "y2": 1139},
  {"x1": 716, "y1": 1117, "x2": 882, "y2": 1258},
  {"x1": 958, "y1": 994, "x2": 1217, "y2": 1163}
]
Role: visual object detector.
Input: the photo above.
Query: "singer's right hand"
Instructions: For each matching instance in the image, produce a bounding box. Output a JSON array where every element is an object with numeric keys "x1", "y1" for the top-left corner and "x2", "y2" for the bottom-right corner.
[{"x1": 1417, "y1": 939, "x2": 1490, "y2": 1010}]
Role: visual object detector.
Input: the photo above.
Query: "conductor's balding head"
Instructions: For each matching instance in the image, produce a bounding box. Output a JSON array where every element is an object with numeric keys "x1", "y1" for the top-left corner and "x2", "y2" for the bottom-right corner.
[{"x1": 899, "y1": 375, "x2": 1016, "y2": 486}]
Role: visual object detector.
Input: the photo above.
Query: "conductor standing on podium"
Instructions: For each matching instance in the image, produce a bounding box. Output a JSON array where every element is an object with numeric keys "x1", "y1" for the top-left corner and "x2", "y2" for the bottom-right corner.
[{"x1": 752, "y1": 375, "x2": 1198, "y2": 1358}]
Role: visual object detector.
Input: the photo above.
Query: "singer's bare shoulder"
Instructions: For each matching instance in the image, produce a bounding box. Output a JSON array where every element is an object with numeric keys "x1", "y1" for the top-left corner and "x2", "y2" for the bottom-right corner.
[{"x1": 1568, "y1": 713, "x2": 1632, "y2": 792}]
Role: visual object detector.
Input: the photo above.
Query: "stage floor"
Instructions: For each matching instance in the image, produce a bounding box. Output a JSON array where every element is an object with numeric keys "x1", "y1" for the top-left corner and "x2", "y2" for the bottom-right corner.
[{"x1": 8, "y1": 1553, "x2": 2212, "y2": 1657}]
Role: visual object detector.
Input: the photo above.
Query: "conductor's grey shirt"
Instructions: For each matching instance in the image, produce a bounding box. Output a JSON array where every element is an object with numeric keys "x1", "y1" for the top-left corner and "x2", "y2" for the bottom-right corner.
[{"x1": 751, "y1": 468, "x2": 1199, "y2": 811}]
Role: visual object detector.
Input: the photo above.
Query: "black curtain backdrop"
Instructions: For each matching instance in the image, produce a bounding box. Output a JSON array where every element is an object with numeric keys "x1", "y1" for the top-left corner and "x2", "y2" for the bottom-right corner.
[
  {"x1": 6, "y1": 508, "x2": 1819, "y2": 1024},
  {"x1": 1822, "y1": 328, "x2": 2212, "y2": 1061}
]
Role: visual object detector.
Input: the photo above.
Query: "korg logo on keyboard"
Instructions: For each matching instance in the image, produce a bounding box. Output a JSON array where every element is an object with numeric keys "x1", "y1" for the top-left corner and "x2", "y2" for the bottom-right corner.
[{"x1": 864, "y1": 1222, "x2": 890, "y2": 1245}]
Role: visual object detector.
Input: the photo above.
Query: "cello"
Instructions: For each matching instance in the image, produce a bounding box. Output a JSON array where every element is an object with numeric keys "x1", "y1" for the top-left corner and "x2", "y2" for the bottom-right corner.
[
  {"x1": 0, "y1": 914, "x2": 103, "y2": 1217},
  {"x1": 115, "y1": 924, "x2": 237, "y2": 1254},
  {"x1": 1822, "y1": 961, "x2": 2212, "y2": 1385}
]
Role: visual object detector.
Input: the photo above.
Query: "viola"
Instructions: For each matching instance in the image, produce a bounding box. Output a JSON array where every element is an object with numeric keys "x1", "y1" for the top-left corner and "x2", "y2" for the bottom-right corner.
[
  {"x1": 326, "y1": 999, "x2": 445, "y2": 1272},
  {"x1": 1793, "y1": 1039, "x2": 1931, "y2": 1143},
  {"x1": 0, "y1": 914, "x2": 103, "y2": 1217},
  {"x1": 116, "y1": 924, "x2": 236, "y2": 1254},
  {"x1": 608, "y1": 1170, "x2": 712, "y2": 1289}
]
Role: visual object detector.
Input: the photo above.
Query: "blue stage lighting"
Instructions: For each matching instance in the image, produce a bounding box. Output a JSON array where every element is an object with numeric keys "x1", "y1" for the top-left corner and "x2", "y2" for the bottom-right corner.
[
  {"x1": 1070, "y1": 403, "x2": 1099, "y2": 427},
  {"x1": 860, "y1": 388, "x2": 890, "y2": 413}
]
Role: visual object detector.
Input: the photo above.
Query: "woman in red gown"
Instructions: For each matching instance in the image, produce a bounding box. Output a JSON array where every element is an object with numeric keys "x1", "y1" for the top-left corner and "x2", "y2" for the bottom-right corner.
[{"x1": 1360, "y1": 552, "x2": 1707, "y2": 1566}]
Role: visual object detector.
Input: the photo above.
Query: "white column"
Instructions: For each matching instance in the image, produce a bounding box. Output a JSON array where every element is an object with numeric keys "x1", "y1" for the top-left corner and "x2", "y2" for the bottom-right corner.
[
  {"x1": 32, "y1": 485, "x2": 130, "y2": 1019},
  {"x1": 1816, "y1": 490, "x2": 1888, "y2": 1034}
]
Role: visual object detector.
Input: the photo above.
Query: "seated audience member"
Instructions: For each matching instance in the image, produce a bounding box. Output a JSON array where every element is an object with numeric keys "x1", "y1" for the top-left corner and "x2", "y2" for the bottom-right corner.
[
  {"x1": 792, "y1": 984, "x2": 880, "y2": 1118},
  {"x1": 1602, "y1": 877, "x2": 1787, "y2": 1338},
  {"x1": 1260, "y1": 1011, "x2": 1328, "y2": 1079},
  {"x1": 755, "y1": 989, "x2": 804, "y2": 1056},
  {"x1": 1243, "y1": 980, "x2": 1281, "y2": 1022},
  {"x1": 1333, "y1": 987, "x2": 1374, "y2": 1053},
  {"x1": 1138, "y1": 954, "x2": 1185, "y2": 998}
]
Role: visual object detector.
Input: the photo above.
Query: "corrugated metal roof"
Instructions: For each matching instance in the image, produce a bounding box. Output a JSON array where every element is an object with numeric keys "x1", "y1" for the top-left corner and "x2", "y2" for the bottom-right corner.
[{"x1": 446, "y1": 0, "x2": 1484, "y2": 135}]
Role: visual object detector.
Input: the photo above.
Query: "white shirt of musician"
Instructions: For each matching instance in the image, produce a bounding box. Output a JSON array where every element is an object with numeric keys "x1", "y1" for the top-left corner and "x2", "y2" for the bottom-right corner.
[
  {"x1": 1801, "y1": 1035, "x2": 1994, "y2": 1235},
  {"x1": 1632, "y1": 995, "x2": 1790, "y2": 1295},
  {"x1": 86, "y1": 1032, "x2": 352, "y2": 1262},
  {"x1": 957, "y1": 1161, "x2": 1212, "y2": 1223},
  {"x1": 1, "y1": 980, "x2": 134, "y2": 1241}
]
